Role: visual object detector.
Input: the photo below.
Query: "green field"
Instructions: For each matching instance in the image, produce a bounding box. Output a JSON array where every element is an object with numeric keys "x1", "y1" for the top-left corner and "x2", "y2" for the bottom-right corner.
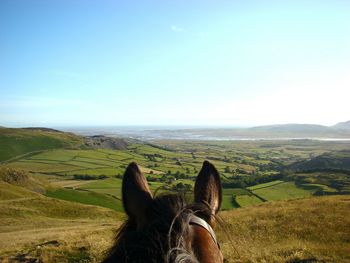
[
  {"x1": 2, "y1": 134, "x2": 349, "y2": 211},
  {"x1": 46, "y1": 188, "x2": 123, "y2": 212},
  {"x1": 1, "y1": 130, "x2": 350, "y2": 213},
  {"x1": 251, "y1": 181, "x2": 313, "y2": 201},
  {"x1": 222, "y1": 188, "x2": 250, "y2": 196},
  {"x1": 247, "y1": 180, "x2": 284, "y2": 190},
  {"x1": 1, "y1": 129, "x2": 350, "y2": 262},
  {"x1": 226, "y1": 180, "x2": 321, "y2": 207},
  {"x1": 235, "y1": 194, "x2": 263, "y2": 207},
  {"x1": 221, "y1": 194, "x2": 239, "y2": 210},
  {"x1": 300, "y1": 183, "x2": 338, "y2": 193}
]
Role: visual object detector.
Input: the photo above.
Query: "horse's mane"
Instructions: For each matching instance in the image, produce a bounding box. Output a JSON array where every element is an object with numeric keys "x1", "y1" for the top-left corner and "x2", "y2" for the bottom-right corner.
[{"x1": 102, "y1": 193, "x2": 213, "y2": 263}]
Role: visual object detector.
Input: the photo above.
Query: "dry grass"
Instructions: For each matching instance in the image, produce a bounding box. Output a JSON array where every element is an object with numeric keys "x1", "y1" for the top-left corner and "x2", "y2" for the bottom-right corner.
[
  {"x1": 1, "y1": 194, "x2": 349, "y2": 262},
  {"x1": 0, "y1": 182, "x2": 123, "y2": 262},
  {"x1": 0, "y1": 220, "x2": 118, "y2": 263},
  {"x1": 217, "y1": 195, "x2": 350, "y2": 262}
]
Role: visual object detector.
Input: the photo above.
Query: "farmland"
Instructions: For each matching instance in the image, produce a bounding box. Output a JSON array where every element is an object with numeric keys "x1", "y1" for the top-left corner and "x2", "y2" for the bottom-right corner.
[
  {"x1": 2, "y1": 138, "x2": 348, "y2": 214},
  {"x1": 1, "y1": 128, "x2": 350, "y2": 262},
  {"x1": 1, "y1": 134, "x2": 350, "y2": 211}
]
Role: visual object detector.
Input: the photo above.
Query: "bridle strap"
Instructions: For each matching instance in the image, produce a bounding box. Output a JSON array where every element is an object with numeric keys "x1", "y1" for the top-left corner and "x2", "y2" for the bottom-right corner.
[{"x1": 189, "y1": 215, "x2": 219, "y2": 247}]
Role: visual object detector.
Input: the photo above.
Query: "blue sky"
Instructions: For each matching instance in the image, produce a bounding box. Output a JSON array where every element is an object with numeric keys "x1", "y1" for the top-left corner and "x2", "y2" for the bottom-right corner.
[{"x1": 1, "y1": 0, "x2": 349, "y2": 127}]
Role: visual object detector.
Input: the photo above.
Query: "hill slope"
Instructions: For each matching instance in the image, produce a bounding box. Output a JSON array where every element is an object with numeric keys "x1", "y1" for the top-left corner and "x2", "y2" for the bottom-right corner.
[
  {"x1": 0, "y1": 175, "x2": 348, "y2": 263},
  {"x1": 248, "y1": 123, "x2": 350, "y2": 138},
  {"x1": 0, "y1": 127, "x2": 83, "y2": 162},
  {"x1": 219, "y1": 195, "x2": 350, "y2": 262},
  {"x1": 333, "y1": 120, "x2": 350, "y2": 130},
  {"x1": 251, "y1": 123, "x2": 328, "y2": 132},
  {"x1": 290, "y1": 150, "x2": 350, "y2": 172},
  {"x1": 0, "y1": 181, "x2": 121, "y2": 262}
]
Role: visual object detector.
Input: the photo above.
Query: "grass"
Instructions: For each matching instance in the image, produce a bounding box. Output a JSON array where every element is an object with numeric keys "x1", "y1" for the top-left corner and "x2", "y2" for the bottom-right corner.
[
  {"x1": 28, "y1": 149, "x2": 78, "y2": 162},
  {"x1": 88, "y1": 188, "x2": 120, "y2": 196},
  {"x1": 61, "y1": 167, "x2": 118, "y2": 176},
  {"x1": 78, "y1": 178, "x2": 122, "y2": 189},
  {"x1": 73, "y1": 157, "x2": 118, "y2": 166},
  {"x1": 1, "y1": 137, "x2": 348, "y2": 218},
  {"x1": 0, "y1": 184, "x2": 121, "y2": 262},
  {"x1": 222, "y1": 188, "x2": 249, "y2": 196},
  {"x1": 2, "y1": 131, "x2": 350, "y2": 261},
  {"x1": 291, "y1": 172, "x2": 350, "y2": 192},
  {"x1": 0, "y1": 197, "x2": 118, "y2": 221},
  {"x1": 247, "y1": 180, "x2": 284, "y2": 190},
  {"x1": 221, "y1": 195, "x2": 238, "y2": 210},
  {"x1": 49, "y1": 179, "x2": 94, "y2": 188},
  {"x1": 65, "y1": 160, "x2": 107, "y2": 169},
  {"x1": 300, "y1": 183, "x2": 338, "y2": 193},
  {"x1": 0, "y1": 221, "x2": 118, "y2": 263},
  {"x1": 0, "y1": 181, "x2": 40, "y2": 200},
  {"x1": 0, "y1": 128, "x2": 82, "y2": 162},
  {"x1": 235, "y1": 194, "x2": 263, "y2": 207},
  {"x1": 4, "y1": 161, "x2": 81, "y2": 173},
  {"x1": 219, "y1": 195, "x2": 350, "y2": 262},
  {"x1": 46, "y1": 188, "x2": 123, "y2": 212},
  {"x1": 251, "y1": 181, "x2": 313, "y2": 201},
  {"x1": 2, "y1": 140, "x2": 347, "y2": 213},
  {"x1": 1, "y1": 193, "x2": 349, "y2": 262},
  {"x1": 226, "y1": 180, "x2": 317, "y2": 208}
]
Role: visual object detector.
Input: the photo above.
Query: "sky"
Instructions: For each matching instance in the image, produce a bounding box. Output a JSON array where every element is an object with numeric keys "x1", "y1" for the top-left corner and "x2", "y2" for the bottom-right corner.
[{"x1": 1, "y1": 0, "x2": 350, "y2": 127}]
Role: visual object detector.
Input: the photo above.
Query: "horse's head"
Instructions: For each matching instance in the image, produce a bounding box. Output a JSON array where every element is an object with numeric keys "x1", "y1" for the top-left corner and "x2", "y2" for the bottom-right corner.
[{"x1": 103, "y1": 160, "x2": 223, "y2": 263}]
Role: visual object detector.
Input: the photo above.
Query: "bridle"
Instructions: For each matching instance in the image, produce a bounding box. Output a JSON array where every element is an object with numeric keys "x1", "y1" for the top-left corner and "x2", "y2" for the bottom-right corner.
[{"x1": 189, "y1": 215, "x2": 220, "y2": 248}]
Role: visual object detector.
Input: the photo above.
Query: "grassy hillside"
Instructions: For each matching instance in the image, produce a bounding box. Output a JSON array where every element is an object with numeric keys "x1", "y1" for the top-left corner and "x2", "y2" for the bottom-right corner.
[
  {"x1": 0, "y1": 181, "x2": 122, "y2": 263},
  {"x1": 0, "y1": 181, "x2": 41, "y2": 200},
  {"x1": 290, "y1": 150, "x2": 350, "y2": 172},
  {"x1": 1, "y1": 193, "x2": 348, "y2": 262},
  {"x1": 0, "y1": 167, "x2": 47, "y2": 194},
  {"x1": 219, "y1": 195, "x2": 350, "y2": 263},
  {"x1": 0, "y1": 127, "x2": 83, "y2": 162}
]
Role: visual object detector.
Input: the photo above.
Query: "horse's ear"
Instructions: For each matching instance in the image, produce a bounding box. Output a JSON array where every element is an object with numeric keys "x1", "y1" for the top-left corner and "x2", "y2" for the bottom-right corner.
[
  {"x1": 122, "y1": 162, "x2": 152, "y2": 226},
  {"x1": 194, "y1": 161, "x2": 222, "y2": 215}
]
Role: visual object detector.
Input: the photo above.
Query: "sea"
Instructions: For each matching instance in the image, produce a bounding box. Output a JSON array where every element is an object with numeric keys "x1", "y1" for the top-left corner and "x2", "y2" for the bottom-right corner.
[{"x1": 58, "y1": 126, "x2": 350, "y2": 142}]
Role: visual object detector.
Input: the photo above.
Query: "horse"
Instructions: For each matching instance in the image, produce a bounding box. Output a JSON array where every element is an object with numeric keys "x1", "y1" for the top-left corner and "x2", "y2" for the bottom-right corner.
[{"x1": 102, "y1": 160, "x2": 223, "y2": 263}]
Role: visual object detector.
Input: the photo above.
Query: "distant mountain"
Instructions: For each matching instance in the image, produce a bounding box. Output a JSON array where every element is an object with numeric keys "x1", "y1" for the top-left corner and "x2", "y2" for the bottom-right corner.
[
  {"x1": 333, "y1": 120, "x2": 350, "y2": 130},
  {"x1": 170, "y1": 122, "x2": 350, "y2": 140},
  {"x1": 251, "y1": 124, "x2": 329, "y2": 133},
  {"x1": 241, "y1": 122, "x2": 350, "y2": 138}
]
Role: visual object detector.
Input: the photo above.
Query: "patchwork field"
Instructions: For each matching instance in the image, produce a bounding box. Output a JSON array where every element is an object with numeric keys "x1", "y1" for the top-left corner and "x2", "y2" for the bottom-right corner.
[
  {"x1": 2, "y1": 139, "x2": 349, "y2": 212},
  {"x1": 1, "y1": 129, "x2": 350, "y2": 262}
]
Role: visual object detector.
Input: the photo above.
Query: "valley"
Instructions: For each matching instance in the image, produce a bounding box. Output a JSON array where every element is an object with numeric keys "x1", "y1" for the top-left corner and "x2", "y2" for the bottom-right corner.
[{"x1": 0, "y1": 127, "x2": 349, "y2": 262}]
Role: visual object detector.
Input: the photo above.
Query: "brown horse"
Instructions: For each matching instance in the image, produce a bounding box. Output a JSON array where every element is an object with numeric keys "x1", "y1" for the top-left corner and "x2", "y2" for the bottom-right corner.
[{"x1": 103, "y1": 160, "x2": 223, "y2": 263}]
